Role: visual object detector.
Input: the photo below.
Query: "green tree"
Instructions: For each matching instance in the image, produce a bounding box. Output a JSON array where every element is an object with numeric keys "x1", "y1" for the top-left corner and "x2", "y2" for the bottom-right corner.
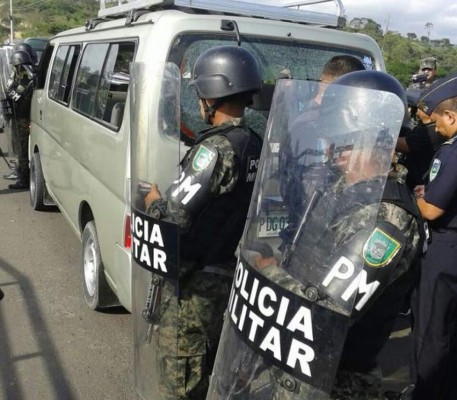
[
  {"x1": 347, "y1": 17, "x2": 383, "y2": 41},
  {"x1": 346, "y1": 16, "x2": 457, "y2": 85},
  {"x1": 0, "y1": 0, "x2": 99, "y2": 41}
]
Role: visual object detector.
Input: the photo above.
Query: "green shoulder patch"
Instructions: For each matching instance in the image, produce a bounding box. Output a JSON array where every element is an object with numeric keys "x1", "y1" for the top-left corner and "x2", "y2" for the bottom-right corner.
[
  {"x1": 363, "y1": 228, "x2": 401, "y2": 268},
  {"x1": 429, "y1": 158, "x2": 441, "y2": 182},
  {"x1": 192, "y1": 145, "x2": 216, "y2": 172}
]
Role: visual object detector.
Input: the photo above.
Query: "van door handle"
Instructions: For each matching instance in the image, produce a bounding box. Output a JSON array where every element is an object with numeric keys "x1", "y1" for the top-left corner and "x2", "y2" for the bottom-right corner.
[{"x1": 40, "y1": 110, "x2": 43, "y2": 120}]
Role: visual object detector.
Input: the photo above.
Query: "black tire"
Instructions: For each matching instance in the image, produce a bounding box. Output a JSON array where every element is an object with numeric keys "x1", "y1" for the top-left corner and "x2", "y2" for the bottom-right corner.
[
  {"x1": 30, "y1": 152, "x2": 50, "y2": 211},
  {"x1": 81, "y1": 221, "x2": 118, "y2": 310}
]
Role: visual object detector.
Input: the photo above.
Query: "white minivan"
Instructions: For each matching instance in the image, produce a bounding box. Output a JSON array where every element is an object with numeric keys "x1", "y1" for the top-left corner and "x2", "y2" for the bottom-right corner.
[{"x1": 29, "y1": 0, "x2": 385, "y2": 312}]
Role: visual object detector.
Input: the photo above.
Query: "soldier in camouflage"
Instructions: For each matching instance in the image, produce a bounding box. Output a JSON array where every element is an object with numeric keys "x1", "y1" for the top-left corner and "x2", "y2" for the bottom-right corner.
[
  {"x1": 259, "y1": 166, "x2": 422, "y2": 400},
  {"x1": 5, "y1": 45, "x2": 36, "y2": 189},
  {"x1": 254, "y1": 71, "x2": 424, "y2": 400},
  {"x1": 409, "y1": 57, "x2": 437, "y2": 90},
  {"x1": 144, "y1": 46, "x2": 263, "y2": 399}
]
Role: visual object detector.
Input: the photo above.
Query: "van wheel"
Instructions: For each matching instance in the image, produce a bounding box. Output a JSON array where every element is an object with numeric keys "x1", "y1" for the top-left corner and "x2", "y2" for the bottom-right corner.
[
  {"x1": 82, "y1": 221, "x2": 116, "y2": 310},
  {"x1": 30, "y1": 153, "x2": 49, "y2": 211}
]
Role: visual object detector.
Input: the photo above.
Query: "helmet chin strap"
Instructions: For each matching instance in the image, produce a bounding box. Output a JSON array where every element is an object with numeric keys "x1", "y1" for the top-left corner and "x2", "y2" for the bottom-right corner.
[{"x1": 201, "y1": 98, "x2": 223, "y2": 125}]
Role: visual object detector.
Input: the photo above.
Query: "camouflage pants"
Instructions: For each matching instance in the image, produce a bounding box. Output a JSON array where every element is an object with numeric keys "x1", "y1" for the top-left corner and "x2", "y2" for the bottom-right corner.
[
  {"x1": 329, "y1": 368, "x2": 383, "y2": 400},
  {"x1": 259, "y1": 267, "x2": 383, "y2": 400},
  {"x1": 268, "y1": 367, "x2": 383, "y2": 400},
  {"x1": 158, "y1": 270, "x2": 232, "y2": 400}
]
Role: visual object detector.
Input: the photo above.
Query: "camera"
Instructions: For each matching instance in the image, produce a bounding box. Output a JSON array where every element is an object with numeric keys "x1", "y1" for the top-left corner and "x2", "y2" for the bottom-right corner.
[{"x1": 412, "y1": 73, "x2": 428, "y2": 84}]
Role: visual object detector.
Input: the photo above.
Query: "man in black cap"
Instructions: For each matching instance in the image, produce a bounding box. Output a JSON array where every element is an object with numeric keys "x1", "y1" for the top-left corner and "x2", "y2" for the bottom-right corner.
[
  {"x1": 409, "y1": 72, "x2": 457, "y2": 400},
  {"x1": 396, "y1": 88, "x2": 446, "y2": 190}
]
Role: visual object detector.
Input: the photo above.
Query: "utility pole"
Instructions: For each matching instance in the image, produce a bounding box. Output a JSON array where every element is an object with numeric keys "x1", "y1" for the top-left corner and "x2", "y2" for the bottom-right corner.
[{"x1": 9, "y1": 0, "x2": 14, "y2": 44}]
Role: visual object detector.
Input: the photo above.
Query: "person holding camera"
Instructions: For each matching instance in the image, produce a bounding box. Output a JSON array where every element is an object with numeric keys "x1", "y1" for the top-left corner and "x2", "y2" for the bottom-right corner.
[{"x1": 409, "y1": 57, "x2": 437, "y2": 90}]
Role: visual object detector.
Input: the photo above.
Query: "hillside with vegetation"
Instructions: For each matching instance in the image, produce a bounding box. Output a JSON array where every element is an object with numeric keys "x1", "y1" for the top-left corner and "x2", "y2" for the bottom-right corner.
[
  {"x1": 1, "y1": 1, "x2": 456, "y2": 87},
  {"x1": 345, "y1": 18, "x2": 457, "y2": 86},
  {"x1": 0, "y1": 0, "x2": 98, "y2": 40}
]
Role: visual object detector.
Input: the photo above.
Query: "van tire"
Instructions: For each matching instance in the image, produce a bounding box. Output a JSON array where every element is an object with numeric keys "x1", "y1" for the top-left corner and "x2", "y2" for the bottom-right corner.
[
  {"x1": 82, "y1": 221, "x2": 117, "y2": 310},
  {"x1": 30, "y1": 153, "x2": 50, "y2": 211}
]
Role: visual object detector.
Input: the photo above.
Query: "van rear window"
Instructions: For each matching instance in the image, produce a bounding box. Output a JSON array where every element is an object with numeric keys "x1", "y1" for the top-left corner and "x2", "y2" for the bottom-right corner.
[{"x1": 168, "y1": 34, "x2": 376, "y2": 141}]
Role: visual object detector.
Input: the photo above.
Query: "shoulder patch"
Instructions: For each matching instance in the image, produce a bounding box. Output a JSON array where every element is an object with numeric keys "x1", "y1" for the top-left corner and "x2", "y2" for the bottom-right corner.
[
  {"x1": 429, "y1": 158, "x2": 441, "y2": 182},
  {"x1": 192, "y1": 145, "x2": 216, "y2": 172},
  {"x1": 363, "y1": 227, "x2": 401, "y2": 268}
]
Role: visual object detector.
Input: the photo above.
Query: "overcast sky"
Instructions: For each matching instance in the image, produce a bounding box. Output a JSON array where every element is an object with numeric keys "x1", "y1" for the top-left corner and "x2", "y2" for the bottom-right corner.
[
  {"x1": 346, "y1": 0, "x2": 457, "y2": 43},
  {"x1": 309, "y1": 0, "x2": 457, "y2": 44}
]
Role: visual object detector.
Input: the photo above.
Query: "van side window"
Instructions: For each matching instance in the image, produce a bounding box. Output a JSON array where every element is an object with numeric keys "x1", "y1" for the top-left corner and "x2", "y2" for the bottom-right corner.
[
  {"x1": 49, "y1": 45, "x2": 81, "y2": 104},
  {"x1": 73, "y1": 41, "x2": 135, "y2": 130},
  {"x1": 36, "y1": 44, "x2": 54, "y2": 89}
]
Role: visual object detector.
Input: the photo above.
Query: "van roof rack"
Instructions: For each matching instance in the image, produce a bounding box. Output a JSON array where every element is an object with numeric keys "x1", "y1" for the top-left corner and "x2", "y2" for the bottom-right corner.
[{"x1": 98, "y1": 0, "x2": 346, "y2": 28}]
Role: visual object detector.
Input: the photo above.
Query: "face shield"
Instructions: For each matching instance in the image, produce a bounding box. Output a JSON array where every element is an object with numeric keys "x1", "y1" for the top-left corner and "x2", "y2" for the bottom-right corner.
[{"x1": 317, "y1": 84, "x2": 398, "y2": 184}]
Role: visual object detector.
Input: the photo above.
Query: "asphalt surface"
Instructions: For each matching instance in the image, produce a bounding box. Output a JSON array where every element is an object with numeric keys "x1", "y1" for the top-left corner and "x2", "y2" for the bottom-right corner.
[
  {"x1": 0, "y1": 130, "x2": 413, "y2": 399},
  {"x1": 0, "y1": 132, "x2": 137, "y2": 400}
]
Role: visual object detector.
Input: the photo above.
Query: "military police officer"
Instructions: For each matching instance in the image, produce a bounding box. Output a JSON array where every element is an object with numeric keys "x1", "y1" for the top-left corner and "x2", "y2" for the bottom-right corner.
[
  {"x1": 5, "y1": 44, "x2": 36, "y2": 189},
  {"x1": 279, "y1": 71, "x2": 424, "y2": 400},
  {"x1": 144, "y1": 45, "x2": 263, "y2": 399},
  {"x1": 409, "y1": 73, "x2": 457, "y2": 400},
  {"x1": 207, "y1": 70, "x2": 423, "y2": 400}
]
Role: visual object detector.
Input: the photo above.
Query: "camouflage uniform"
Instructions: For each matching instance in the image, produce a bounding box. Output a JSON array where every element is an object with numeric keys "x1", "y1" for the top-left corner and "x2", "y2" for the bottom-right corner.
[
  {"x1": 408, "y1": 57, "x2": 437, "y2": 90},
  {"x1": 259, "y1": 175, "x2": 421, "y2": 400},
  {"x1": 328, "y1": 191, "x2": 419, "y2": 400},
  {"x1": 157, "y1": 268, "x2": 232, "y2": 400},
  {"x1": 149, "y1": 118, "x2": 262, "y2": 400}
]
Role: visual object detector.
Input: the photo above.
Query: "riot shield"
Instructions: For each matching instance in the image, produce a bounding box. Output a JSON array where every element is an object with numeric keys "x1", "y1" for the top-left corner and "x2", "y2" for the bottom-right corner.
[
  {"x1": 0, "y1": 47, "x2": 15, "y2": 155},
  {"x1": 0, "y1": 47, "x2": 13, "y2": 100},
  {"x1": 207, "y1": 79, "x2": 404, "y2": 399},
  {"x1": 130, "y1": 61, "x2": 182, "y2": 400}
]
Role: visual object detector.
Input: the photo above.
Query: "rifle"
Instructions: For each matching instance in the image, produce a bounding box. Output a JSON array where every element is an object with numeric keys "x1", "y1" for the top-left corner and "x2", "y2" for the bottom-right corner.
[{"x1": 142, "y1": 274, "x2": 162, "y2": 343}]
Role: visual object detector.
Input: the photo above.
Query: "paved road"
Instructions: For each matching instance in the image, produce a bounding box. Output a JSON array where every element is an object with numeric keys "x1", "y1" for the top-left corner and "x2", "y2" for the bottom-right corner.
[{"x1": 0, "y1": 134, "x2": 136, "y2": 399}]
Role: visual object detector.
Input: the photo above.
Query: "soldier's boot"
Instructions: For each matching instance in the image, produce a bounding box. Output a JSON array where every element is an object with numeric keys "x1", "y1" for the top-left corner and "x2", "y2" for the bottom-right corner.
[{"x1": 8, "y1": 166, "x2": 29, "y2": 190}]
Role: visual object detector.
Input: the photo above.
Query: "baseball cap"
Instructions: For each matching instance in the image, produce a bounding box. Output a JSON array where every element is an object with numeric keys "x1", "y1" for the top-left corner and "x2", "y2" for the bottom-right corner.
[
  {"x1": 420, "y1": 57, "x2": 437, "y2": 70},
  {"x1": 417, "y1": 73, "x2": 457, "y2": 115}
]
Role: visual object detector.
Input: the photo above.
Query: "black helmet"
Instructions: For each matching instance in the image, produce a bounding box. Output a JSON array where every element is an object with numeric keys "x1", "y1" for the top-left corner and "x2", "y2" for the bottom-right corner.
[
  {"x1": 319, "y1": 70, "x2": 409, "y2": 138},
  {"x1": 331, "y1": 70, "x2": 410, "y2": 131},
  {"x1": 190, "y1": 46, "x2": 262, "y2": 99},
  {"x1": 10, "y1": 50, "x2": 34, "y2": 67},
  {"x1": 14, "y1": 43, "x2": 38, "y2": 65},
  {"x1": 333, "y1": 70, "x2": 406, "y2": 103}
]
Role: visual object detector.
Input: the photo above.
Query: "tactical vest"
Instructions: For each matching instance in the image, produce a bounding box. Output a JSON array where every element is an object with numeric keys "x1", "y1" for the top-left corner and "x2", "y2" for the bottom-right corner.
[
  {"x1": 7, "y1": 73, "x2": 34, "y2": 118},
  {"x1": 180, "y1": 124, "x2": 263, "y2": 266}
]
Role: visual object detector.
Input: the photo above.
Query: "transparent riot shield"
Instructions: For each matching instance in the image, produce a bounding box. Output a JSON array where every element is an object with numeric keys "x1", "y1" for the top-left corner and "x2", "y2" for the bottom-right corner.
[
  {"x1": 207, "y1": 79, "x2": 404, "y2": 399},
  {"x1": 0, "y1": 47, "x2": 15, "y2": 155},
  {"x1": 130, "y1": 61, "x2": 182, "y2": 400},
  {"x1": 0, "y1": 47, "x2": 13, "y2": 100}
]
